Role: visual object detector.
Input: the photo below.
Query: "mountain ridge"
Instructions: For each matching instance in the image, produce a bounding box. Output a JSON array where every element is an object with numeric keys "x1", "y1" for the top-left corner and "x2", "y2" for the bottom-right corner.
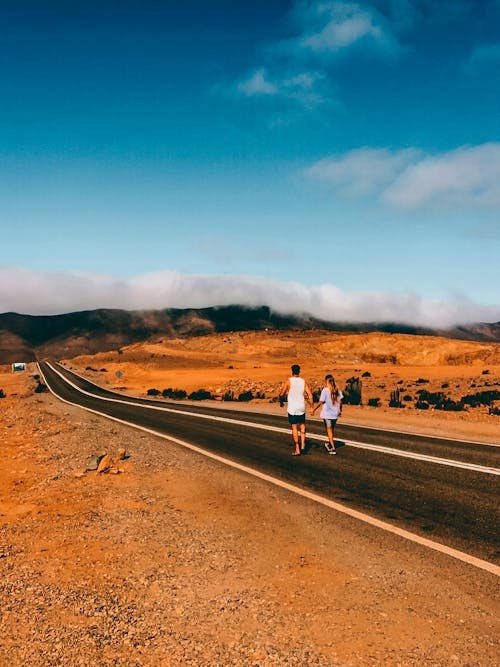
[{"x1": 1, "y1": 305, "x2": 499, "y2": 364}]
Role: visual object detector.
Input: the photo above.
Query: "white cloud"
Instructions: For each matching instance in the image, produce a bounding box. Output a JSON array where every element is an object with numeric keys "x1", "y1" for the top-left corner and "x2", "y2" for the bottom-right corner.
[
  {"x1": 305, "y1": 147, "x2": 420, "y2": 197},
  {"x1": 237, "y1": 69, "x2": 278, "y2": 96},
  {"x1": 306, "y1": 143, "x2": 500, "y2": 211},
  {"x1": 293, "y1": 1, "x2": 400, "y2": 55},
  {"x1": 0, "y1": 267, "x2": 498, "y2": 328},
  {"x1": 236, "y1": 67, "x2": 330, "y2": 108}
]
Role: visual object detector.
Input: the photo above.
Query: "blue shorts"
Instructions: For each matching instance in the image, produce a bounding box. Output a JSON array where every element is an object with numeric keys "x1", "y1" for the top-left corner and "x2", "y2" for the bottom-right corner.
[
  {"x1": 323, "y1": 418, "x2": 337, "y2": 428},
  {"x1": 288, "y1": 413, "x2": 305, "y2": 425}
]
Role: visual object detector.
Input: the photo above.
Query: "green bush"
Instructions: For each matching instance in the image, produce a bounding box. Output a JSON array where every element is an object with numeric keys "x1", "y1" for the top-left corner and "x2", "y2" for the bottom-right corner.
[
  {"x1": 237, "y1": 390, "x2": 254, "y2": 402},
  {"x1": 389, "y1": 388, "x2": 403, "y2": 408},
  {"x1": 147, "y1": 388, "x2": 161, "y2": 396},
  {"x1": 461, "y1": 390, "x2": 500, "y2": 408},
  {"x1": 0, "y1": 389, "x2": 5, "y2": 399},
  {"x1": 188, "y1": 389, "x2": 212, "y2": 400},
  {"x1": 343, "y1": 377, "x2": 362, "y2": 405},
  {"x1": 170, "y1": 389, "x2": 187, "y2": 400},
  {"x1": 367, "y1": 397, "x2": 380, "y2": 407}
]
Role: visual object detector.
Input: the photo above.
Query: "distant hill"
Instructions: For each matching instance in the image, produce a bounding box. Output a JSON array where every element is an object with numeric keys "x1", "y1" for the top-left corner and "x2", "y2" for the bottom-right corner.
[{"x1": 0, "y1": 305, "x2": 499, "y2": 364}]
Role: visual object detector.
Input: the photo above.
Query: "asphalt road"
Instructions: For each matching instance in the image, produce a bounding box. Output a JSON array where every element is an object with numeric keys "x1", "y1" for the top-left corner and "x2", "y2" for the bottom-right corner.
[{"x1": 39, "y1": 362, "x2": 500, "y2": 566}]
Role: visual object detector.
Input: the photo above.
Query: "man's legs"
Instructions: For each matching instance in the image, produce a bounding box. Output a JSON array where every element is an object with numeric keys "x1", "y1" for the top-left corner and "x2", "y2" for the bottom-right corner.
[
  {"x1": 300, "y1": 423, "x2": 306, "y2": 452},
  {"x1": 291, "y1": 424, "x2": 300, "y2": 455}
]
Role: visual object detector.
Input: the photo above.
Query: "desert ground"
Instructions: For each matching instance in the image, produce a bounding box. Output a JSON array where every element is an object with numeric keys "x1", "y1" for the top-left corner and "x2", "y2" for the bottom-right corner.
[{"x1": 1, "y1": 330, "x2": 499, "y2": 665}]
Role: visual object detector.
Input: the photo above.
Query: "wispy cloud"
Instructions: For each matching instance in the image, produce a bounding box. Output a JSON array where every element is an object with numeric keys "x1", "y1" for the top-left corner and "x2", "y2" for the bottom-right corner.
[
  {"x1": 288, "y1": 0, "x2": 402, "y2": 56},
  {"x1": 192, "y1": 234, "x2": 294, "y2": 266},
  {"x1": 231, "y1": 1, "x2": 406, "y2": 111},
  {"x1": 306, "y1": 143, "x2": 500, "y2": 211},
  {"x1": 465, "y1": 42, "x2": 500, "y2": 71},
  {"x1": 236, "y1": 67, "x2": 330, "y2": 109},
  {"x1": 1, "y1": 267, "x2": 498, "y2": 327}
]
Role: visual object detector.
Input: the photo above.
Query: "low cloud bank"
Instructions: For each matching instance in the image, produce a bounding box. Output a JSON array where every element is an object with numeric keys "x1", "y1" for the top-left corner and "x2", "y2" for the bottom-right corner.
[{"x1": 1, "y1": 267, "x2": 499, "y2": 328}]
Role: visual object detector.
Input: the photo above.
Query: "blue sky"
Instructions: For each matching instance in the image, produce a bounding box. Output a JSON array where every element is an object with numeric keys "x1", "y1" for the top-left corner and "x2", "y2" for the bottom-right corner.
[{"x1": 1, "y1": 0, "x2": 499, "y2": 324}]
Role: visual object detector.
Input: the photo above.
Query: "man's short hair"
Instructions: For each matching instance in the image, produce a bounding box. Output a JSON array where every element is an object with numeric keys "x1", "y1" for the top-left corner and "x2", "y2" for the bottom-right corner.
[{"x1": 291, "y1": 364, "x2": 300, "y2": 375}]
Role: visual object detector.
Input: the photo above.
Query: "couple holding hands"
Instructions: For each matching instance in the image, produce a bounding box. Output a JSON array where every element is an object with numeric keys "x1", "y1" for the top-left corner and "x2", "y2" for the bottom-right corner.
[{"x1": 279, "y1": 364, "x2": 343, "y2": 457}]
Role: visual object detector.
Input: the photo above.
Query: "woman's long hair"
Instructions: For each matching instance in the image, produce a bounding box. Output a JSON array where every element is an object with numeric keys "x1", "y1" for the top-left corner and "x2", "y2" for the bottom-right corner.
[{"x1": 325, "y1": 374, "x2": 339, "y2": 403}]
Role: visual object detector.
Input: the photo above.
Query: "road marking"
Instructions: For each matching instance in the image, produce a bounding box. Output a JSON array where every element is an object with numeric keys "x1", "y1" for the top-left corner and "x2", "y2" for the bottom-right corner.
[
  {"x1": 38, "y1": 363, "x2": 500, "y2": 577},
  {"x1": 45, "y1": 363, "x2": 500, "y2": 477}
]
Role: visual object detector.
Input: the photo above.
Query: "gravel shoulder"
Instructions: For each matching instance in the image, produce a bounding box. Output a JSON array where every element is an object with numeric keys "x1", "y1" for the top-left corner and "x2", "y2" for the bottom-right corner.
[{"x1": 1, "y1": 371, "x2": 499, "y2": 666}]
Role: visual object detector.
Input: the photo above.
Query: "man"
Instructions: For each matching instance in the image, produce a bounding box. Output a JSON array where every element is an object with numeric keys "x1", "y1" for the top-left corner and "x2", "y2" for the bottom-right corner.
[{"x1": 279, "y1": 364, "x2": 314, "y2": 456}]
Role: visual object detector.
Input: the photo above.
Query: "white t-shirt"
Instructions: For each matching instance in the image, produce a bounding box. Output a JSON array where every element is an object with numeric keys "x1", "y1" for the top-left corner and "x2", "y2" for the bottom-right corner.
[
  {"x1": 287, "y1": 376, "x2": 306, "y2": 415},
  {"x1": 319, "y1": 387, "x2": 343, "y2": 420}
]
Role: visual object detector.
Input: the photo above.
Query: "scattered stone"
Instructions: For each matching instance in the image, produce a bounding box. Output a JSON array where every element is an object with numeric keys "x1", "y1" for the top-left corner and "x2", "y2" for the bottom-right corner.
[
  {"x1": 97, "y1": 454, "x2": 113, "y2": 473},
  {"x1": 85, "y1": 452, "x2": 106, "y2": 471}
]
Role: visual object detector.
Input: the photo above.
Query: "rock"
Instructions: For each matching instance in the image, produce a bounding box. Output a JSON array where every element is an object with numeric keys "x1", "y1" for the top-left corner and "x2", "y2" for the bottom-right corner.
[
  {"x1": 97, "y1": 455, "x2": 113, "y2": 473},
  {"x1": 85, "y1": 452, "x2": 107, "y2": 471},
  {"x1": 116, "y1": 447, "x2": 128, "y2": 460}
]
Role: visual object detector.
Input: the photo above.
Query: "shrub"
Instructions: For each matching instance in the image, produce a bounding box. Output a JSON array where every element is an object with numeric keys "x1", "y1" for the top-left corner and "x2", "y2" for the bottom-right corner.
[
  {"x1": 441, "y1": 383, "x2": 449, "y2": 388},
  {"x1": 367, "y1": 397, "x2": 380, "y2": 407},
  {"x1": 389, "y1": 388, "x2": 403, "y2": 408},
  {"x1": 147, "y1": 388, "x2": 161, "y2": 396},
  {"x1": 362, "y1": 371, "x2": 371, "y2": 377},
  {"x1": 403, "y1": 395, "x2": 412, "y2": 401},
  {"x1": 162, "y1": 388, "x2": 173, "y2": 398},
  {"x1": 170, "y1": 389, "x2": 187, "y2": 400},
  {"x1": 461, "y1": 390, "x2": 500, "y2": 408},
  {"x1": 0, "y1": 389, "x2": 5, "y2": 399},
  {"x1": 222, "y1": 390, "x2": 235, "y2": 401},
  {"x1": 415, "y1": 400, "x2": 429, "y2": 409},
  {"x1": 435, "y1": 398, "x2": 465, "y2": 412},
  {"x1": 100, "y1": 368, "x2": 107, "y2": 372},
  {"x1": 482, "y1": 369, "x2": 490, "y2": 375},
  {"x1": 343, "y1": 377, "x2": 362, "y2": 405},
  {"x1": 237, "y1": 390, "x2": 254, "y2": 402},
  {"x1": 416, "y1": 390, "x2": 446, "y2": 405},
  {"x1": 489, "y1": 405, "x2": 500, "y2": 416},
  {"x1": 34, "y1": 382, "x2": 47, "y2": 394},
  {"x1": 416, "y1": 378, "x2": 430, "y2": 384},
  {"x1": 188, "y1": 389, "x2": 212, "y2": 400}
]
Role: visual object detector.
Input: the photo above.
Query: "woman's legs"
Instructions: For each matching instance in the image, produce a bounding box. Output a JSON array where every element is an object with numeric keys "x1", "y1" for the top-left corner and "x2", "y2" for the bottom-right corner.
[{"x1": 323, "y1": 420, "x2": 337, "y2": 453}]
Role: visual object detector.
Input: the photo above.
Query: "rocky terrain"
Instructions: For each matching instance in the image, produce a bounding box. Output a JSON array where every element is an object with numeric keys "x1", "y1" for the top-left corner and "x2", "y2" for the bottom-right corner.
[{"x1": 1, "y1": 366, "x2": 499, "y2": 666}]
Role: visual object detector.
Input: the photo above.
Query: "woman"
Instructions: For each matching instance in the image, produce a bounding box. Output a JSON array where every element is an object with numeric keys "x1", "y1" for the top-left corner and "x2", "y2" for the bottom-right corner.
[{"x1": 312, "y1": 374, "x2": 343, "y2": 455}]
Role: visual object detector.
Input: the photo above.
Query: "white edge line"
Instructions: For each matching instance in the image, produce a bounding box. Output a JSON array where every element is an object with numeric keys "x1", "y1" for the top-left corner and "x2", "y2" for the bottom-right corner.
[
  {"x1": 57, "y1": 363, "x2": 500, "y2": 448},
  {"x1": 38, "y1": 363, "x2": 500, "y2": 578},
  {"x1": 48, "y1": 363, "x2": 500, "y2": 477}
]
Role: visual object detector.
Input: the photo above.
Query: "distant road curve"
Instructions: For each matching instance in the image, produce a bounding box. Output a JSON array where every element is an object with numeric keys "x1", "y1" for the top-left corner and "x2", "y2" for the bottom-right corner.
[{"x1": 39, "y1": 362, "x2": 500, "y2": 575}]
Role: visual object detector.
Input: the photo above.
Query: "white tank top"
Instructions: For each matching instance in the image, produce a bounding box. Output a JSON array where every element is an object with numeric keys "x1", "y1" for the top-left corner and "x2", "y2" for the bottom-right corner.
[{"x1": 287, "y1": 376, "x2": 306, "y2": 415}]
